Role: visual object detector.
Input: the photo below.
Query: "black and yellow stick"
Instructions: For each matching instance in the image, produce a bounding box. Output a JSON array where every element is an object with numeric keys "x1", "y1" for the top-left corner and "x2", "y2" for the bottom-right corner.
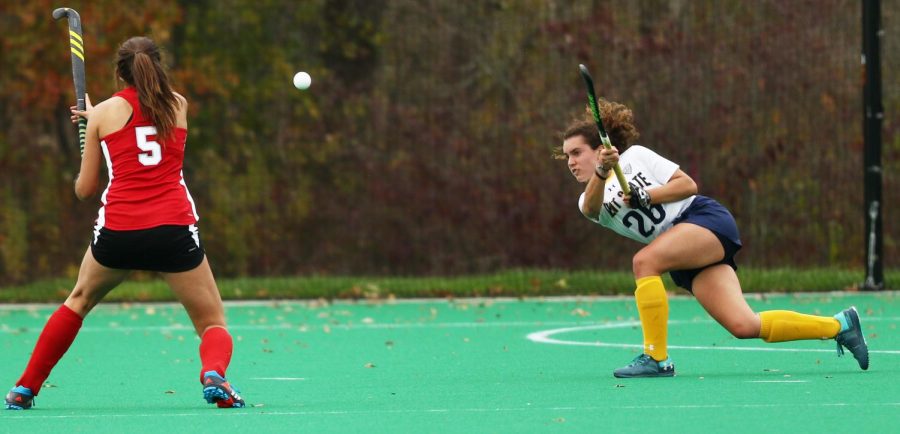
[
  {"x1": 53, "y1": 7, "x2": 87, "y2": 156},
  {"x1": 578, "y1": 64, "x2": 630, "y2": 195}
]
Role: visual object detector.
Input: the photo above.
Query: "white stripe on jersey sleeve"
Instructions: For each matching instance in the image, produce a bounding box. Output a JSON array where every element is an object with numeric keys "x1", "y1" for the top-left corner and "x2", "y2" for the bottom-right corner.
[{"x1": 93, "y1": 140, "x2": 115, "y2": 243}]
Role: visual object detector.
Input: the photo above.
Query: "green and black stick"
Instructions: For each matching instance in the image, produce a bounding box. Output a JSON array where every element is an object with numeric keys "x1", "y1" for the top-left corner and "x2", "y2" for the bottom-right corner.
[
  {"x1": 578, "y1": 64, "x2": 630, "y2": 195},
  {"x1": 53, "y1": 7, "x2": 87, "y2": 156}
]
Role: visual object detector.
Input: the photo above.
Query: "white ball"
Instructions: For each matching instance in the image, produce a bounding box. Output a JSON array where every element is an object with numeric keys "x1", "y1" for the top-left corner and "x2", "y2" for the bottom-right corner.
[{"x1": 293, "y1": 71, "x2": 312, "y2": 90}]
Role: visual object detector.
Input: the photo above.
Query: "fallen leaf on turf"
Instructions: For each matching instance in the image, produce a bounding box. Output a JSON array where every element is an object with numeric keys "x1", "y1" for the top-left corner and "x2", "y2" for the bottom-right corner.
[
  {"x1": 570, "y1": 308, "x2": 590, "y2": 317},
  {"x1": 164, "y1": 390, "x2": 176, "y2": 394},
  {"x1": 554, "y1": 418, "x2": 566, "y2": 423},
  {"x1": 364, "y1": 363, "x2": 376, "y2": 368}
]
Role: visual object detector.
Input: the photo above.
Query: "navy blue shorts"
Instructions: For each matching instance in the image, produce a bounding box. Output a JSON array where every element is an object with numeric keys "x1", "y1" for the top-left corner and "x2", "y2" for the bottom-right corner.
[
  {"x1": 91, "y1": 225, "x2": 205, "y2": 273},
  {"x1": 668, "y1": 196, "x2": 742, "y2": 292}
]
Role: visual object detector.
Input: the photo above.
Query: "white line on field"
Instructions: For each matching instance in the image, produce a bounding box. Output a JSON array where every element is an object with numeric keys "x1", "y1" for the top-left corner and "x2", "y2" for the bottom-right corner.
[
  {"x1": 249, "y1": 377, "x2": 306, "y2": 381},
  {"x1": 526, "y1": 321, "x2": 900, "y2": 355},
  {"x1": 746, "y1": 380, "x2": 809, "y2": 383},
  {"x1": 5, "y1": 402, "x2": 900, "y2": 420}
]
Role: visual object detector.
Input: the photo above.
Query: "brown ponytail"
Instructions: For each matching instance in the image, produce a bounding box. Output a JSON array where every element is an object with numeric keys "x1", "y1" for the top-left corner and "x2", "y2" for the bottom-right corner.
[{"x1": 115, "y1": 37, "x2": 179, "y2": 141}]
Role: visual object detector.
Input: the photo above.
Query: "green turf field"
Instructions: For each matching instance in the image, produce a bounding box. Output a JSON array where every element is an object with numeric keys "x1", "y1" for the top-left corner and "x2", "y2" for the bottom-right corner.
[{"x1": 2, "y1": 292, "x2": 897, "y2": 433}]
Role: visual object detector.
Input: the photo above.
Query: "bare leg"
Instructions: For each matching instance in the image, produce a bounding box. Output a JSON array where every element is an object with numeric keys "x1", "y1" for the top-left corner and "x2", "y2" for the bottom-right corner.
[
  {"x1": 161, "y1": 257, "x2": 243, "y2": 407},
  {"x1": 632, "y1": 223, "x2": 725, "y2": 278},
  {"x1": 12, "y1": 248, "x2": 129, "y2": 397},
  {"x1": 65, "y1": 248, "x2": 131, "y2": 316},
  {"x1": 160, "y1": 256, "x2": 226, "y2": 336},
  {"x1": 692, "y1": 264, "x2": 761, "y2": 338},
  {"x1": 693, "y1": 264, "x2": 843, "y2": 344},
  {"x1": 618, "y1": 222, "x2": 726, "y2": 369}
]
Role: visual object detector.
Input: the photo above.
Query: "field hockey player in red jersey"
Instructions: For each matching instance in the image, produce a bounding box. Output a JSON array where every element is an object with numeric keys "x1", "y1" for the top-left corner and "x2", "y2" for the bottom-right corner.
[
  {"x1": 5, "y1": 36, "x2": 244, "y2": 409},
  {"x1": 559, "y1": 102, "x2": 869, "y2": 378}
]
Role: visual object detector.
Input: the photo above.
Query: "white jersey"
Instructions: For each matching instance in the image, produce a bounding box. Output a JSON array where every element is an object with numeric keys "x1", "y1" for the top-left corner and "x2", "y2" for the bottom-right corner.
[{"x1": 578, "y1": 145, "x2": 694, "y2": 244}]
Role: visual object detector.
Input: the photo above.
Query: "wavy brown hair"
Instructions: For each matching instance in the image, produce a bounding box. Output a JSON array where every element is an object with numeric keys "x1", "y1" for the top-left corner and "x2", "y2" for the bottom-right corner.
[
  {"x1": 115, "y1": 37, "x2": 179, "y2": 141},
  {"x1": 555, "y1": 99, "x2": 640, "y2": 159}
]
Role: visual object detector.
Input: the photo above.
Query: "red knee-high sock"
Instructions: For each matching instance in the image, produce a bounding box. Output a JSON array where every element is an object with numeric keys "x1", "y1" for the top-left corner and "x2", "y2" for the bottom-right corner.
[
  {"x1": 16, "y1": 305, "x2": 84, "y2": 394},
  {"x1": 199, "y1": 327, "x2": 233, "y2": 382}
]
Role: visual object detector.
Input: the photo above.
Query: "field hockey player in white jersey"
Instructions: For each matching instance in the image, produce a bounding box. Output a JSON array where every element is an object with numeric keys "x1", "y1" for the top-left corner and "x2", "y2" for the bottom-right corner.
[{"x1": 559, "y1": 101, "x2": 869, "y2": 378}]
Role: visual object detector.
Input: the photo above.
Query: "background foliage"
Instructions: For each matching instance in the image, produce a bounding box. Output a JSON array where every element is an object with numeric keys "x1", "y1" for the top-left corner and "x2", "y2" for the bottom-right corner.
[{"x1": 1, "y1": 0, "x2": 897, "y2": 284}]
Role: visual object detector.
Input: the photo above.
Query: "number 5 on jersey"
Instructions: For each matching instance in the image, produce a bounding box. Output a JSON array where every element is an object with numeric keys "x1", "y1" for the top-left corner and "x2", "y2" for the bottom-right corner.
[{"x1": 136, "y1": 126, "x2": 162, "y2": 166}]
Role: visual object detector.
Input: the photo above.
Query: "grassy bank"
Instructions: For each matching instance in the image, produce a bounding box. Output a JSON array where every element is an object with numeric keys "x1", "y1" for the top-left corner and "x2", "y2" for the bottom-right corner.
[{"x1": 0, "y1": 268, "x2": 896, "y2": 303}]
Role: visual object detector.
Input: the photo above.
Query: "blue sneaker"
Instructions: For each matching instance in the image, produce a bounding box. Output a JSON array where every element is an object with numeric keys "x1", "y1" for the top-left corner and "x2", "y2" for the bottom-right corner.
[
  {"x1": 613, "y1": 354, "x2": 675, "y2": 378},
  {"x1": 202, "y1": 371, "x2": 245, "y2": 408},
  {"x1": 835, "y1": 307, "x2": 869, "y2": 370},
  {"x1": 5, "y1": 386, "x2": 34, "y2": 410}
]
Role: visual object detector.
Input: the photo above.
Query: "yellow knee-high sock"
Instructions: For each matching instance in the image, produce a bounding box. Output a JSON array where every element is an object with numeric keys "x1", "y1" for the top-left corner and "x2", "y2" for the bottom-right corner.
[
  {"x1": 758, "y1": 310, "x2": 841, "y2": 342},
  {"x1": 635, "y1": 276, "x2": 669, "y2": 361}
]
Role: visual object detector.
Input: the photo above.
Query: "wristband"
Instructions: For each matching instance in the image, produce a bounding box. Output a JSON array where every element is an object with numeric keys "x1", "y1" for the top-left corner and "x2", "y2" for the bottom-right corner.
[{"x1": 595, "y1": 165, "x2": 610, "y2": 179}]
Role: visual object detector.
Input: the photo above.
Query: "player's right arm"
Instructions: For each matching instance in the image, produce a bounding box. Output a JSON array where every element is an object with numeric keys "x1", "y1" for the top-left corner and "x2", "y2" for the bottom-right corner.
[
  {"x1": 580, "y1": 146, "x2": 619, "y2": 218},
  {"x1": 580, "y1": 172, "x2": 606, "y2": 218}
]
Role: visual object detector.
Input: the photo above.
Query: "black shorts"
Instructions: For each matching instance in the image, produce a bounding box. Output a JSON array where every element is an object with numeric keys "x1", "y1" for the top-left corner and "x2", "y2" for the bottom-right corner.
[
  {"x1": 90, "y1": 224, "x2": 205, "y2": 273},
  {"x1": 668, "y1": 196, "x2": 742, "y2": 292}
]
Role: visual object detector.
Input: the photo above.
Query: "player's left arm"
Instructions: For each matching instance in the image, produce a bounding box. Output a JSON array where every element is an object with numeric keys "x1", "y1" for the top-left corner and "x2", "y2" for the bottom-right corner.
[
  {"x1": 624, "y1": 146, "x2": 697, "y2": 208},
  {"x1": 625, "y1": 169, "x2": 697, "y2": 208},
  {"x1": 643, "y1": 169, "x2": 697, "y2": 204},
  {"x1": 74, "y1": 96, "x2": 102, "y2": 200}
]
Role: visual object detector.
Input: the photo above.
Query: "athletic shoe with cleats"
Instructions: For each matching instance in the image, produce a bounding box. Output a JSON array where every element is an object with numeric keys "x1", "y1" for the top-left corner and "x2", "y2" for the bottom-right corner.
[
  {"x1": 835, "y1": 307, "x2": 869, "y2": 370},
  {"x1": 613, "y1": 353, "x2": 675, "y2": 378},
  {"x1": 202, "y1": 371, "x2": 245, "y2": 408},
  {"x1": 5, "y1": 386, "x2": 34, "y2": 410}
]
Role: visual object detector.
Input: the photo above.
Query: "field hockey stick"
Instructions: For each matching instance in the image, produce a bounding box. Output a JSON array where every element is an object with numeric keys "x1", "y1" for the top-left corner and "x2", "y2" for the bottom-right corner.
[
  {"x1": 53, "y1": 7, "x2": 87, "y2": 156},
  {"x1": 578, "y1": 64, "x2": 630, "y2": 196}
]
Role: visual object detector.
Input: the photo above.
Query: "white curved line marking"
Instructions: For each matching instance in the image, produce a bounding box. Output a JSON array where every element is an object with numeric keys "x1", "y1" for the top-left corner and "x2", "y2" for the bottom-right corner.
[{"x1": 527, "y1": 319, "x2": 900, "y2": 355}]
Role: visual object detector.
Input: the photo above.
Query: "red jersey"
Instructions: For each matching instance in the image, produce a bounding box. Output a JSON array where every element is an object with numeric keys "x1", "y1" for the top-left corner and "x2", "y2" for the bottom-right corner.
[{"x1": 95, "y1": 87, "x2": 198, "y2": 230}]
